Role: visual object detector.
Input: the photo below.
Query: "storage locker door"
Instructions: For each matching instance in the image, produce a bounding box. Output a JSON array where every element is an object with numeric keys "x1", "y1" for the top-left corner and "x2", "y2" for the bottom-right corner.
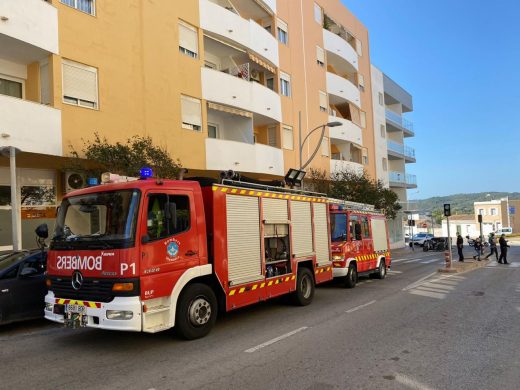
[
  {"x1": 291, "y1": 201, "x2": 313, "y2": 257},
  {"x1": 313, "y1": 203, "x2": 331, "y2": 266},
  {"x1": 262, "y1": 198, "x2": 288, "y2": 221},
  {"x1": 371, "y1": 218, "x2": 388, "y2": 252},
  {"x1": 226, "y1": 195, "x2": 262, "y2": 285}
]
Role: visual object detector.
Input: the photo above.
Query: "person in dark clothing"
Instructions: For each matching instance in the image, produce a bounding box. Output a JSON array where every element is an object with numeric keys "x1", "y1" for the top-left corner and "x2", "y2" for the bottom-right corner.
[
  {"x1": 473, "y1": 237, "x2": 482, "y2": 261},
  {"x1": 485, "y1": 233, "x2": 498, "y2": 261},
  {"x1": 456, "y1": 232, "x2": 464, "y2": 261},
  {"x1": 498, "y1": 234, "x2": 510, "y2": 264}
]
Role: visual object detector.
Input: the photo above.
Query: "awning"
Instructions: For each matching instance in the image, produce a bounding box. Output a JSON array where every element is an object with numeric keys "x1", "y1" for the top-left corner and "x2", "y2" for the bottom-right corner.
[
  {"x1": 208, "y1": 102, "x2": 253, "y2": 118},
  {"x1": 248, "y1": 52, "x2": 276, "y2": 74}
]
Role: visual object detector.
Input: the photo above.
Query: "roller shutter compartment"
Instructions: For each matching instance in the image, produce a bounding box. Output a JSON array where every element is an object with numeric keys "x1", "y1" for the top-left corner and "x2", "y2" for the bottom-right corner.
[
  {"x1": 291, "y1": 201, "x2": 313, "y2": 257},
  {"x1": 313, "y1": 203, "x2": 331, "y2": 266}
]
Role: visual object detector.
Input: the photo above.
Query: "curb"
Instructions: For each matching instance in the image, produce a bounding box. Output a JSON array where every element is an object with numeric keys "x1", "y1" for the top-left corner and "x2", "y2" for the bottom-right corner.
[{"x1": 438, "y1": 259, "x2": 490, "y2": 274}]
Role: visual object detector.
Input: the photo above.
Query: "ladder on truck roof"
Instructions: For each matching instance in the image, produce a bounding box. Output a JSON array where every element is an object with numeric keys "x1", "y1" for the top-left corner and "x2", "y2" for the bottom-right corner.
[
  {"x1": 220, "y1": 179, "x2": 327, "y2": 199},
  {"x1": 329, "y1": 198, "x2": 385, "y2": 214}
]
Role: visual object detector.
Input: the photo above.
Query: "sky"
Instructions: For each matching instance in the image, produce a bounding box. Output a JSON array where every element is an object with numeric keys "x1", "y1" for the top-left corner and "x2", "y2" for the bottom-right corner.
[{"x1": 341, "y1": 0, "x2": 520, "y2": 199}]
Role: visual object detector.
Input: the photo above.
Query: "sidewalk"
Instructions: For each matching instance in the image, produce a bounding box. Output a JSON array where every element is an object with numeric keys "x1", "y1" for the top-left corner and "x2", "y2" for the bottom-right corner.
[{"x1": 438, "y1": 257, "x2": 491, "y2": 274}]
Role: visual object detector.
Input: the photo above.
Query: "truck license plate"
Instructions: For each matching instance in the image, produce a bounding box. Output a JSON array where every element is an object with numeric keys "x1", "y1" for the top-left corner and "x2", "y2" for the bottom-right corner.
[{"x1": 66, "y1": 304, "x2": 87, "y2": 314}]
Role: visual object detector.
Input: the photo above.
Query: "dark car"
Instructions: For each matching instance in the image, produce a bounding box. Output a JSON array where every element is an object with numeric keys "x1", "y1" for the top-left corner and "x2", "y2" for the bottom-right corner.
[{"x1": 0, "y1": 250, "x2": 48, "y2": 325}]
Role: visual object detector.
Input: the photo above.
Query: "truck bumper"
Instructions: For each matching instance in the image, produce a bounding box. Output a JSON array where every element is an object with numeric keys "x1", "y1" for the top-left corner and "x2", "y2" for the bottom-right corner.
[
  {"x1": 333, "y1": 266, "x2": 349, "y2": 278},
  {"x1": 44, "y1": 291, "x2": 142, "y2": 332}
]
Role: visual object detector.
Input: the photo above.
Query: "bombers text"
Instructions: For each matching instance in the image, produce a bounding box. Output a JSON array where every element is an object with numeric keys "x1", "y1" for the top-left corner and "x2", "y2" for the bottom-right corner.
[{"x1": 56, "y1": 255, "x2": 102, "y2": 271}]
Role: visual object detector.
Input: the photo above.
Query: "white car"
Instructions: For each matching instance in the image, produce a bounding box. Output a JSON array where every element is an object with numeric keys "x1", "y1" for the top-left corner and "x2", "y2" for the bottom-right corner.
[
  {"x1": 495, "y1": 227, "x2": 513, "y2": 236},
  {"x1": 411, "y1": 233, "x2": 434, "y2": 246}
]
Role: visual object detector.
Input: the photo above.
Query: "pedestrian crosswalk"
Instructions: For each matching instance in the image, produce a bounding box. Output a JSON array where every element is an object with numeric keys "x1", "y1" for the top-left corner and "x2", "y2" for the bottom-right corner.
[
  {"x1": 485, "y1": 261, "x2": 520, "y2": 268},
  {"x1": 393, "y1": 257, "x2": 443, "y2": 265},
  {"x1": 406, "y1": 274, "x2": 466, "y2": 300},
  {"x1": 356, "y1": 269, "x2": 401, "y2": 286}
]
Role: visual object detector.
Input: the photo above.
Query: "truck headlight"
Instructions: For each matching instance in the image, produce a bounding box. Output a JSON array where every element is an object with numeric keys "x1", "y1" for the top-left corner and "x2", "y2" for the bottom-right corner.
[
  {"x1": 332, "y1": 255, "x2": 344, "y2": 261},
  {"x1": 45, "y1": 303, "x2": 54, "y2": 312},
  {"x1": 106, "y1": 310, "x2": 133, "y2": 320}
]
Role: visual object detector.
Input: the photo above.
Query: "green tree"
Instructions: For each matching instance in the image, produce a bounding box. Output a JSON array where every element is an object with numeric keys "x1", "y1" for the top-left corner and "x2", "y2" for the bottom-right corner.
[{"x1": 67, "y1": 133, "x2": 182, "y2": 179}]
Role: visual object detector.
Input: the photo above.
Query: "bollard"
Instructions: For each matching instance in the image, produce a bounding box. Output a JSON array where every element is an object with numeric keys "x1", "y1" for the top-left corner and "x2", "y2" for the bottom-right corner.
[{"x1": 444, "y1": 251, "x2": 451, "y2": 268}]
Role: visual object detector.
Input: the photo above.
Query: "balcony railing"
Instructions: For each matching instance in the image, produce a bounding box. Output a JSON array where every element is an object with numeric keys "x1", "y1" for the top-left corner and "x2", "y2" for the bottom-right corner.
[
  {"x1": 404, "y1": 145, "x2": 415, "y2": 159},
  {"x1": 385, "y1": 109, "x2": 414, "y2": 133},
  {"x1": 387, "y1": 141, "x2": 416, "y2": 160}
]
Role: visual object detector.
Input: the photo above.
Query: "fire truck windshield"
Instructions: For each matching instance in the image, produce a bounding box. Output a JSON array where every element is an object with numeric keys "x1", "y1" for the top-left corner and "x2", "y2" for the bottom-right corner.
[
  {"x1": 331, "y1": 213, "x2": 347, "y2": 242},
  {"x1": 52, "y1": 189, "x2": 141, "y2": 249}
]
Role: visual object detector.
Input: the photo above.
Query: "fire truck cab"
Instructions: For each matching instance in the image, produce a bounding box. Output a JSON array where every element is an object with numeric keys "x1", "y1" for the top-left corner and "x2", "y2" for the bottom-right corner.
[
  {"x1": 41, "y1": 172, "x2": 333, "y2": 339},
  {"x1": 329, "y1": 201, "x2": 391, "y2": 288}
]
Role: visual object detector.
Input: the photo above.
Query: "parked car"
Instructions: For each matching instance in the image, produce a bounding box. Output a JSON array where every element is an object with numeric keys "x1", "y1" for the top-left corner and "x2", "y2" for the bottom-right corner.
[
  {"x1": 495, "y1": 227, "x2": 513, "y2": 236},
  {"x1": 0, "y1": 249, "x2": 48, "y2": 325},
  {"x1": 423, "y1": 237, "x2": 449, "y2": 251},
  {"x1": 411, "y1": 233, "x2": 434, "y2": 246}
]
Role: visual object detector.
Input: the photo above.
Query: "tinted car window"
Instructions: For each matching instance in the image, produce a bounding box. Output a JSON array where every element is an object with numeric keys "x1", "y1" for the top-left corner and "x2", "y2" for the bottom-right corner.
[
  {"x1": 0, "y1": 252, "x2": 27, "y2": 272},
  {"x1": 20, "y1": 253, "x2": 47, "y2": 275}
]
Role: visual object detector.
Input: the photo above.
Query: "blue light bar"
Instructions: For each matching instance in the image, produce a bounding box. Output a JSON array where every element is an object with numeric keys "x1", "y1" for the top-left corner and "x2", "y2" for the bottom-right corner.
[
  {"x1": 87, "y1": 177, "x2": 99, "y2": 186},
  {"x1": 140, "y1": 167, "x2": 153, "y2": 179}
]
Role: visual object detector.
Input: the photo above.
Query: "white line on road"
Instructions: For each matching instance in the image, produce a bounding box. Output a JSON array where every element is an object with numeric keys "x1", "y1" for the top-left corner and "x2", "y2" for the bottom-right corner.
[
  {"x1": 402, "y1": 272, "x2": 438, "y2": 291},
  {"x1": 394, "y1": 373, "x2": 436, "y2": 390},
  {"x1": 244, "y1": 327, "x2": 308, "y2": 353},
  {"x1": 410, "y1": 289, "x2": 446, "y2": 299},
  {"x1": 345, "y1": 300, "x2": 377, "y2": 313},
  {"x1": 388, "y1": 270, "x2": 403, "y2": 274}
]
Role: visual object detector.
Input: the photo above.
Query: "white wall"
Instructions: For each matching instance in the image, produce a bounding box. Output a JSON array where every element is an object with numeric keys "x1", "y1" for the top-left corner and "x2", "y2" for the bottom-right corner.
[
  {"x1": 323, "y1": 29, "x2": 358, "y2": 71},
  {"x1": 326, "y1": 72, "x2": 361, "y2": 108},
  {"x1": 370, "y1": 65, "x2": 388, "y2": 187},
  {"x1": 207, "y1": 109, "x2": 254, "y2": 144}
]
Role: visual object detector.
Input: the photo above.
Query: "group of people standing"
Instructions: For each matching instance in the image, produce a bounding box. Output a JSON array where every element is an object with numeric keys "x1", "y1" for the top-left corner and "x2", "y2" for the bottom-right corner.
[{"x1": 456, "y1": 232, "x2": 510, "y2": 263}]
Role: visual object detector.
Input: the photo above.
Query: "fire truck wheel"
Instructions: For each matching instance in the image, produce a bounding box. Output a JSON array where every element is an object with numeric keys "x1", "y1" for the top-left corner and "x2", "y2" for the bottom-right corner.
[
  {"x1": 175, "y1": 283, "x2": 217, "y2": 340},
  {"x1": 345, "y1": 263, "x2": 357, "y2": 288},
  {"x1": 291, "y1": 267, "x2": 315, "y2": 306},
  {"x1": 376, "y1": 259, "x2": 386, "y2": 280}
]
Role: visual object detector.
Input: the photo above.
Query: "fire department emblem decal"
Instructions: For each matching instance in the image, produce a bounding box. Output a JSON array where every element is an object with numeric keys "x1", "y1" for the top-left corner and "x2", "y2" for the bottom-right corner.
[{"x1": 167, "y1": 241, "x2": 179, "y2": 258}]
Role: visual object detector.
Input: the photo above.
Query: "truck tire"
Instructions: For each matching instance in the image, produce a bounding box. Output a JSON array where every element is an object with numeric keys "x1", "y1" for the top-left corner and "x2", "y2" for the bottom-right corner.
[
  {"x1": 175, "y1": 283, "x2": 217, "y2": 340},
  {"x1": 344, "y1": 263, "x2": 357, "y2": 288},
  {"x1": 375, "y1": 259, "x2": 386, "y2": 280},
  {"x1": 291, "y1": 267, "x2": 314, "y2": 306}
]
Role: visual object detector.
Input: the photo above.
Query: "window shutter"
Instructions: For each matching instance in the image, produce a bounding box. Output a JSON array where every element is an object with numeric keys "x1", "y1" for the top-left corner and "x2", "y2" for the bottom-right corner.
[
  {"x1": 355, "y1": 38, "x2": 362, "y2": 56},
  {"x1": 316, "y1": 46, "x2": 325, "y2": 64},
  {"x1": 62, "y1": 60, "x2": 98, "y2": 104},
  {"x1": 358, "y1": 74, "x2": 365, "y2": 89},
  {"x1": 277, "y1": 19, "x2": 288, "y2": 33},
  {"x1": 360, "y1": 111, "x2": 366, "y2": 128},
  {"x1": 282, "y1": 126, "x2": 293, "y2": 150},
  {"x1": 40, "y1": 62, "x2": 50, "y2": 105},
  {"x1": 181, "y1": 95, "x2": 202, "y2": 127},
  {"x1": 314, "y1": 3, "x2": 323, "y2": 24},
  {"x1": 319, "y1": 90, "x2": 327, "y2": 110},
  {"x1": 179, "y1": 20, "x2": 198, "y2": 55},
  {"x1": 362, "y1": 147, "x2": 368, "y2": 165},
  {"x1": 321, "y1": 136, "x2": 329, "y2": 157},
  {"x1": 268, "y1": 127, "x2": 277, "y2": 147},
  {"x1": 349, "y1": 103, "x2": 361, "y2": 127}
]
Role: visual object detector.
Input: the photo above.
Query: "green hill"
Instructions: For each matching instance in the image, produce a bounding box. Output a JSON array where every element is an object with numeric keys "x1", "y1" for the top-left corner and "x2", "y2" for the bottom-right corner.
[{"x1": 412, "y1": 192, "x2": 520, "y2": 215}]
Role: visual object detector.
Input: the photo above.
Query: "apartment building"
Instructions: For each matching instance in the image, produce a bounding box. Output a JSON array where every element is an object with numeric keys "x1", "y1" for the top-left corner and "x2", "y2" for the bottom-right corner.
[
  {"x1": 474, "y1": 199, "x2": 519, "y2": 235},
  {"x1": 371, "y1": 65, "x2": 417, "y2": 247},
  {"x1": 0, "y1": 0, "x2": 374, "y2": 249}
]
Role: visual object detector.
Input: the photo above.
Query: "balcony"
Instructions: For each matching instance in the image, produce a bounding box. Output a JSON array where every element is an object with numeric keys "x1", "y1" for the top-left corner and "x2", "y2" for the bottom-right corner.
[
  {"x1": 202, "y1": 67, "x2": 281, "y2": 123},
  {"x1": 260, "y1": 0, "x2": 276, "y2": 14},
  {"x1": 330, "y1": 160, "x2": 363, "y2": 176},
  {"x1": 0, "y1": 0, "x2": 58, "y2": 63},
  {"x1": 0, "y1": 94, "x2": 62, "y2": 156},
  {"x1": 323, "y1": 29, "x2": 358, "y2": 74},
  {"x1": 205, "y1": 138, "x2": 284, "y2": 176},
  {"x1": 328, "y1": 116, "x2": 362, "y2": 146},
  {"x1": 385, "y1": 109, "x2": 414, "y2": 136},
  {"x1": 387, "y1": 141, "x2": 416, "y2": 162},
  {"x1": 199, "y1": 0, "x2": 279, "y2": 67},
  {"x1": 389, "y1": 171, "x2": 417, "y2": 189},
  {"x1": 326, "y1": 72, "x2": 361, "y2": 109}
]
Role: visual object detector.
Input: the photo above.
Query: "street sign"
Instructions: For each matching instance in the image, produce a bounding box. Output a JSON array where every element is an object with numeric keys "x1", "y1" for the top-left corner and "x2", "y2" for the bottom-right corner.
[
  {"x1": 510, "y1": 206, "x2": 516, "y2": 215},
  {"x1": 443, "y1": 203, "x2": 451, "y2": 217},
  {"x1": 422, "y1": 223, "x2": 427, "y2": 228}
]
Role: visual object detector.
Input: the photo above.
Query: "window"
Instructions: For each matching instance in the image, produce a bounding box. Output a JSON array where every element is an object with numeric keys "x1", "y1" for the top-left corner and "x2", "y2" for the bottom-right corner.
[
  {"x1": 321, "y1": 137, "x2": 329, "y2": 157},
  {"x1": 277, "y1": 19, "x2": 288, "y2": 45},
  {"x1": 314, "y1": 3, "x2": 323, "y2": 24},
  {"x1": 0, "y1": 77, "x2": 23, "y2": 99},
  {"x1": 280, "y1": 72, "x2": 291, "y2": 97},
  {"x1": 316, "y1": 46, "x2": 325, "y2": 67},
  {"x1": 362, "y1": 147, "x2": 368, "y2": 165},
  {"x1": 181, "y1": 95, "x2": 202, "y2": 131},
  {"x1": 61, "y1": 0, "x2": 95, "y2": 16},
  {"x1": 360, "y1": 111, "x2": 366, "y2": 128},
  {"x1": 378, "y1": 92, "x2": 384, "y2": 106},
  {"x1": 358, "y1": 74, "x2": 365, "y2": 92},
  {"x1": 382, "y1": 157, "x2": 388, "y2": 171},
  {"x1": 62, "y1": 59, "x2": 98, "y2": 109},
  {"x1": 268, "y1": 127, "x2": 277, "y2": 147},
  {"x1": 266, "y1": 77, "x2": 274, "y2": 91},
  {"x1": 380, "y1": 124, "x2": 386, "y2": 138},
  {"x1": 282, "y1": 125, "x2": 293, "y2": 150},
  {"x1": 361, "y1": 216, "x2": 370, "y2": 238},
  {"x1": 208, "y1": 123, "x2": 219, "y2": 139},
  {"x1": 179, "y1": 20, "x2": 198, "y2": 58},
  {"x1": 490, "y1": 208, "x2": 497, "y2": 216},
  {"x1": 349, "y1": 215, "x2": 361, "y2": 241},
  {"x1": 20, "y1": 253, "x2": 47, "y2": 276},
  {"x1": 355, "y1": 38, "x2": 362, "y2": 56},
  {"x1": 204, "y1": 61, "x2": 217, "y2": 70},
  {"x1": 146, "y1": 194, "x2": 190, "y2": 241},
  {"x1": 478, "y1": 209, "x2": 485, "y2": 215},
  {"x1": 319, "y1": 91, "x2": 328, "y2": 112}
]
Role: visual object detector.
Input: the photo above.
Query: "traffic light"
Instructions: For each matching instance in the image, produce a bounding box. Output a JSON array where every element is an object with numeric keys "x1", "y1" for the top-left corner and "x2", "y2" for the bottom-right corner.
[
  {"x1": 478, "y1": 214, "x2": 483, "y2": 223},
  {"x1": 443, "y1": 203, "x2": 451, "y2": 217},
  {"x1": 408, "y1": 219, "x2": 415, "y2": 227}
]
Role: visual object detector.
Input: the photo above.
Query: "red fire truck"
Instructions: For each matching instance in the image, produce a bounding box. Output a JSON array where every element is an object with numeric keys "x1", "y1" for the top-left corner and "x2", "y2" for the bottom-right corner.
[
  {"x1": 329, "y1": 200, "x2": 391, "y2": 288},
  {"x1": 40, "y1": 172, "x2": 333, "y2": 339}
]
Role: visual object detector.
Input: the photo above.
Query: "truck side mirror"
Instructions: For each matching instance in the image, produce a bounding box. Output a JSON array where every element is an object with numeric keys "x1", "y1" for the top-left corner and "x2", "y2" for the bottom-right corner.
[{"x1": 35, "y1": 224, "x2": 49, "y2": 239}]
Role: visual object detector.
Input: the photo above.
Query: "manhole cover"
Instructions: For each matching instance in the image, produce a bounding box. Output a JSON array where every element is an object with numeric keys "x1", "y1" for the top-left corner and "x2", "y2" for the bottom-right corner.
[{"x1": 471, "y1": 291, "x2": 485, "y2": 296}]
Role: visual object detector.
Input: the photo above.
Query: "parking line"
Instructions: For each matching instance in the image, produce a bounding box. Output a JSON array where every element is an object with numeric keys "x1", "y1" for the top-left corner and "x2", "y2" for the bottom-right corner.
[
  {"x1": 345, "y1": 300, "x2": 377, "y2": 313},
  {"x1": 244, "y1": 327, "x2": 308, "y2": 353}
]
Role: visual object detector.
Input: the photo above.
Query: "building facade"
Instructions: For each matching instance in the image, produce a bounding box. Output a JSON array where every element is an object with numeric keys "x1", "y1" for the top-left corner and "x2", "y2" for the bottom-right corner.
[
  {"x1": 0, "y1": 0, "x2": 377, "y2": 249},
  {"x1": 371, "y1": 65, "x2": 417, "y2": 248},
  {"x1": 474, "y1": 199, "x2": 519, "y2": 235}
]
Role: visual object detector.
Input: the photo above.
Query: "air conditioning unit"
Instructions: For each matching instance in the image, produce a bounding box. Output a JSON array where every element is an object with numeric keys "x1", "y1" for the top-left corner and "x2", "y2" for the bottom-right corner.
[{"x1": 63, "y1": 171, "x2": 86, "y2": 193}]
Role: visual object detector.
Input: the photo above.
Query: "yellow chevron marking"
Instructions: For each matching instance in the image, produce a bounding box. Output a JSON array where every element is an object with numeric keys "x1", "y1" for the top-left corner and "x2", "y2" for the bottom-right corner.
[
  {"x1": 231, "y1": 188, "x2": 238, "y2": 193},
  {"x1": 291, "y1": 275, "x2": 296, "y2": 280},
  {"x1": 278, "y1": 194, "x2": 284, "y2": 199},
  {"x1": 285, "y1": 277, "x2": 290, "y2": 282},
  {"x1": 315, "y1": 270, "x2": 319, "y2": 274},
  {"x1": 229, "y1": 289, "x2": 236, "y2": 296},
  {"x1": 285, "y1": 195, "x2": 290, "y2": 199},
  {"x1": 275, "y1": 280, "x2": 280, "y2": 284},
  {"x1": 89, "y1": 302, "x2": 97, "y2": 308},
  {"x1": 239, "y1": 287, "x2": 246, "y2": 294},
  {"x1": 268, "y1": 281, "x2": 273, "y2": 286},
  {"x1": 249, "y1": 191, "x2": 255, "y2": 195},
  {"x1": 257, "y1": 192, "x2": 263, "y2": 196},
  {"x1": 327, "y1": 267, "x2": 331, "y2": 271},
  {"x1": 221, "y1": 188, "x2": 228, "y2": 193},
  {"x1": 252, "y1": 284, "x2": 258, "y2": 290},
  {"x1": 212, "y1": 186, "x2": 217, "y2": 191},
  {"x1": 291, "y1": 196, "x2": 296, "y2": 200},
  {"x1": 58, "y1": 299, "x2": 65, "y2": 304},
  {"x1": 260, "y1": 282, "x2": 266, "y2": 288},
  {"x1": 296, "y1": 196, "x2": 301, "y2": 200},
  {"x1": 240, "y1": 189, "x2": 246, "y2": 194}
]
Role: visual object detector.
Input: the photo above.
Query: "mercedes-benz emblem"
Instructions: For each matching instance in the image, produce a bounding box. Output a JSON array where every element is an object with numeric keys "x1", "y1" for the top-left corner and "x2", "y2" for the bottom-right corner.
[{"x1": 71, "y1": 271, "x2": 83, "y2": 291}]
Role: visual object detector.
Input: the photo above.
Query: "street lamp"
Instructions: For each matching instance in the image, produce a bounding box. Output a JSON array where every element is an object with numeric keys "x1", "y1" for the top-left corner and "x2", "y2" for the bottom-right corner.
[
  {"x1": 0, "y1": 146, "x2": 22, "y2": 250},
  {"x1": 299, "y1": 120, "x2": 342, "y2": 170}
]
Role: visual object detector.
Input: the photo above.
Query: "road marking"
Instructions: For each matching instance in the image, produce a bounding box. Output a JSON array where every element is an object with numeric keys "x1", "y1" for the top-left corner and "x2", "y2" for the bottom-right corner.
[
  {"x1": 414, "y1": 286, "x2": 451, "y2": 294},
  {"x1": 402, "y1": 258, "x2": 422, "y2": 264},
  {"x1": 421, "y1": 282, "x2": 455, "y2": 291},
  {"x1": 409, "y1": 289, "x2": 446, "y2": 300},
  {"x1": 420, "y1": 259, "x2": 437, "y2": 264},
  {"x1": 387, "y1": 270, "x2": 403, "y2": 274},
  {"x1": 244, "y1": 327, "x2": 308, "y2": 353},
  {"x1": 345, "y1": 300, "x2": 377, "y2": 313},
  {"x1": 402, "y1": 272, "x2": 438, "y2": 291},
  {"x1": 394, "y1": 373, "x2": 436, "y2": 390}
]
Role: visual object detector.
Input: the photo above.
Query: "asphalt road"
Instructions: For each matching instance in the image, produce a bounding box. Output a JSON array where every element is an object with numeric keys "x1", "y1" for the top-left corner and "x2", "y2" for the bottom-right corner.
[{"x1": 2, "y1": 245, "x2": 520, "y2": 390}]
